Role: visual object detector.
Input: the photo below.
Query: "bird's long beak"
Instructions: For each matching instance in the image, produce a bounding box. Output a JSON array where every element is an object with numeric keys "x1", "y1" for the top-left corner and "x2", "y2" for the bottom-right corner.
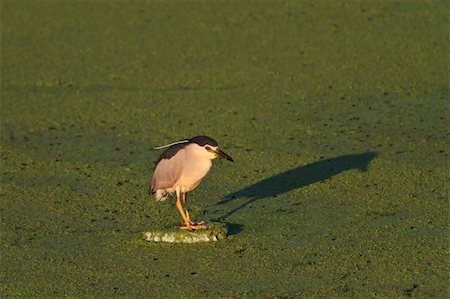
[{"x1": 215, "y1": 149, "x2": 234, "y2": 162}]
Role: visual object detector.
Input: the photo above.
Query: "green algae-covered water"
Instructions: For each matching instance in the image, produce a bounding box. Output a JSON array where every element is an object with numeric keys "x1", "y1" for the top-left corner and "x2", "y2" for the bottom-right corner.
[{"x1": 1, "y1": 0, "x2": 448, "y2": 297}]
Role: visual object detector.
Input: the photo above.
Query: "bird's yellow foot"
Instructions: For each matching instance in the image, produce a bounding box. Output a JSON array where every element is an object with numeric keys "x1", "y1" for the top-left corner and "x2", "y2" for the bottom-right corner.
[
  {"x1": 185, "y1": 210, "x2": 206, "y2": 226},
  {"x1": 179, "y1": 223, "x2": 207, "y2": 230}
]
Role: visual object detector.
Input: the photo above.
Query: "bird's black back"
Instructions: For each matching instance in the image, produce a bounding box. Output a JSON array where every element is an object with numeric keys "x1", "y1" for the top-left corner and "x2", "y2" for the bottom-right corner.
[
  {"x1": 153, "y1": 135, "x2": 218, "y2": 168},
  {"x1": 154, "y1": 142, "x2": 188, "y2": 167}
]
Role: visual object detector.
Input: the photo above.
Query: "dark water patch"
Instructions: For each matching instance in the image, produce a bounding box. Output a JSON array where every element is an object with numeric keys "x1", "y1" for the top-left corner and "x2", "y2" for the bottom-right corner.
[
  {"x1": 218, "y1": 152, "x2": 378, "y2": 219},
  {"x1": 1, "y1": 124, "x2": 154, "y2": 167},
  {"x1": 1, "y1": 172, "x2": 96, "y2": 195},
  {"x1": 224, "y1": 223, "x2": 244, "y2": 236},
  {"x1": 2, "y1": 82, "x2": 242, "y2": 96},
  {"x1": 403, "y1": 283, "x2": 419, "y2": 297}
]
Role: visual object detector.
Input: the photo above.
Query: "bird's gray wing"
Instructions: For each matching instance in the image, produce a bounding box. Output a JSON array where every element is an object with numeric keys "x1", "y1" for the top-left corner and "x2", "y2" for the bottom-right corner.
[{"x1": 150, "y1": 148, "x2": 186, "y2": 193}]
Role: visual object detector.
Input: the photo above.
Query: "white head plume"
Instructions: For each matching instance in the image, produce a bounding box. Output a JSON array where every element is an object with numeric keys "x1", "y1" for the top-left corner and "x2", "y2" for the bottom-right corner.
[{"x1": 153, "y1": 139, "x2": 189, "y2": 150}]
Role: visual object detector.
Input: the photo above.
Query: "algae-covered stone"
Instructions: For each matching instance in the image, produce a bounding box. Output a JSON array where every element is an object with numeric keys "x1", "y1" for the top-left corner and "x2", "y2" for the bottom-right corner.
[{"x1": 144, "y1": 222, "x2": 228, "y2": 243}]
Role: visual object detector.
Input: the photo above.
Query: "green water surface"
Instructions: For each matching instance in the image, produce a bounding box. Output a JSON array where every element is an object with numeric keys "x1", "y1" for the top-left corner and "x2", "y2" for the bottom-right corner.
[{"x1": 1, "y1": 0, "x2": 448, "y2": 297}]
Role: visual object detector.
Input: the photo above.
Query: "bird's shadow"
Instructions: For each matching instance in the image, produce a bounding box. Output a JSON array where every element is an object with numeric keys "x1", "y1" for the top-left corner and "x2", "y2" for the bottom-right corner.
[{"x1": 215, "y1": 152, "x2": 378, "y2": 220}]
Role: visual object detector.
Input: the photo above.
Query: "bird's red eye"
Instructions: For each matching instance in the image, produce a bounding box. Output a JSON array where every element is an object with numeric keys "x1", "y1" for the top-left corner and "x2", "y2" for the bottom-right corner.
[{"x1": 204, "y1": 146, "x2": 211, "y2": 151}]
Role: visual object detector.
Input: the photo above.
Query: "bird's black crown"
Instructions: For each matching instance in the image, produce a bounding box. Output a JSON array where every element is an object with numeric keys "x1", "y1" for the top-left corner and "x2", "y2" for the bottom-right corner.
[{"x1": 189, "y1": 136, "x2": 218, "y2": 147}]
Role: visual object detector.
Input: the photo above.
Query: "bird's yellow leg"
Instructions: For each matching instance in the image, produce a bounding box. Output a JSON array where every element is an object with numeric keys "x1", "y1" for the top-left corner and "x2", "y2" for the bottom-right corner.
[
  {"x1": 176, "y1": 192, "x2": 192, "y2": 230},
  {"x1": 185, "y1": 209, "x2": 195, "y2": 225},
  {"x1": 182, "y1": 193, "x2": 196, "y2": 225},
  {"x1": 182, "y1": 193, "x2": 206, "y2": 227}
]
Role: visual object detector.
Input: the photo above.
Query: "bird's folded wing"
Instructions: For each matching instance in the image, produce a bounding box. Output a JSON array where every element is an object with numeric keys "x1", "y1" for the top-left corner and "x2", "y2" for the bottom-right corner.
[{"x1": 151, "y1": 149, "x2": 186, "y2": 192}]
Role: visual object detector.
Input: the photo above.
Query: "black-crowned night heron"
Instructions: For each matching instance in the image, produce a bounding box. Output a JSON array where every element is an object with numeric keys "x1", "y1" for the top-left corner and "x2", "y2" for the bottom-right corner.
[{"x1": 149, "y1": 136, "x2": 233, "y2": 230}]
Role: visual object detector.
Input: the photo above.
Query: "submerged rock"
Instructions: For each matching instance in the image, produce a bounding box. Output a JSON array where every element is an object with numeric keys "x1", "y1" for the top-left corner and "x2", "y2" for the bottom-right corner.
[{"x1": 144, "y1": 222, "x2": 228, "y2": 243}]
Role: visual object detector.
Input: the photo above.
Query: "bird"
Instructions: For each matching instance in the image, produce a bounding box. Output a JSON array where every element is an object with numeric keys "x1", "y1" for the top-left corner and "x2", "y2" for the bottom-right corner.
[{"x1": 149, "y1": 136, "x2": 234, "y2": 230}]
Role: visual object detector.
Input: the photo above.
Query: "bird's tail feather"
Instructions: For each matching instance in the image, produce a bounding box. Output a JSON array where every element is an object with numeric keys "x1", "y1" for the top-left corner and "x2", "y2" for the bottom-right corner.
[{"x1": 155, "y1": 190, "x2": 170, "y2": 201}]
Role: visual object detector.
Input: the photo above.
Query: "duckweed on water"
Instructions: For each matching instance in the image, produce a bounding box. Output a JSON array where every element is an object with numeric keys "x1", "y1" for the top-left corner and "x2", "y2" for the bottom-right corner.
[{"x1": 1, "y1": 0, "x2": 448, "y2": 297}]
